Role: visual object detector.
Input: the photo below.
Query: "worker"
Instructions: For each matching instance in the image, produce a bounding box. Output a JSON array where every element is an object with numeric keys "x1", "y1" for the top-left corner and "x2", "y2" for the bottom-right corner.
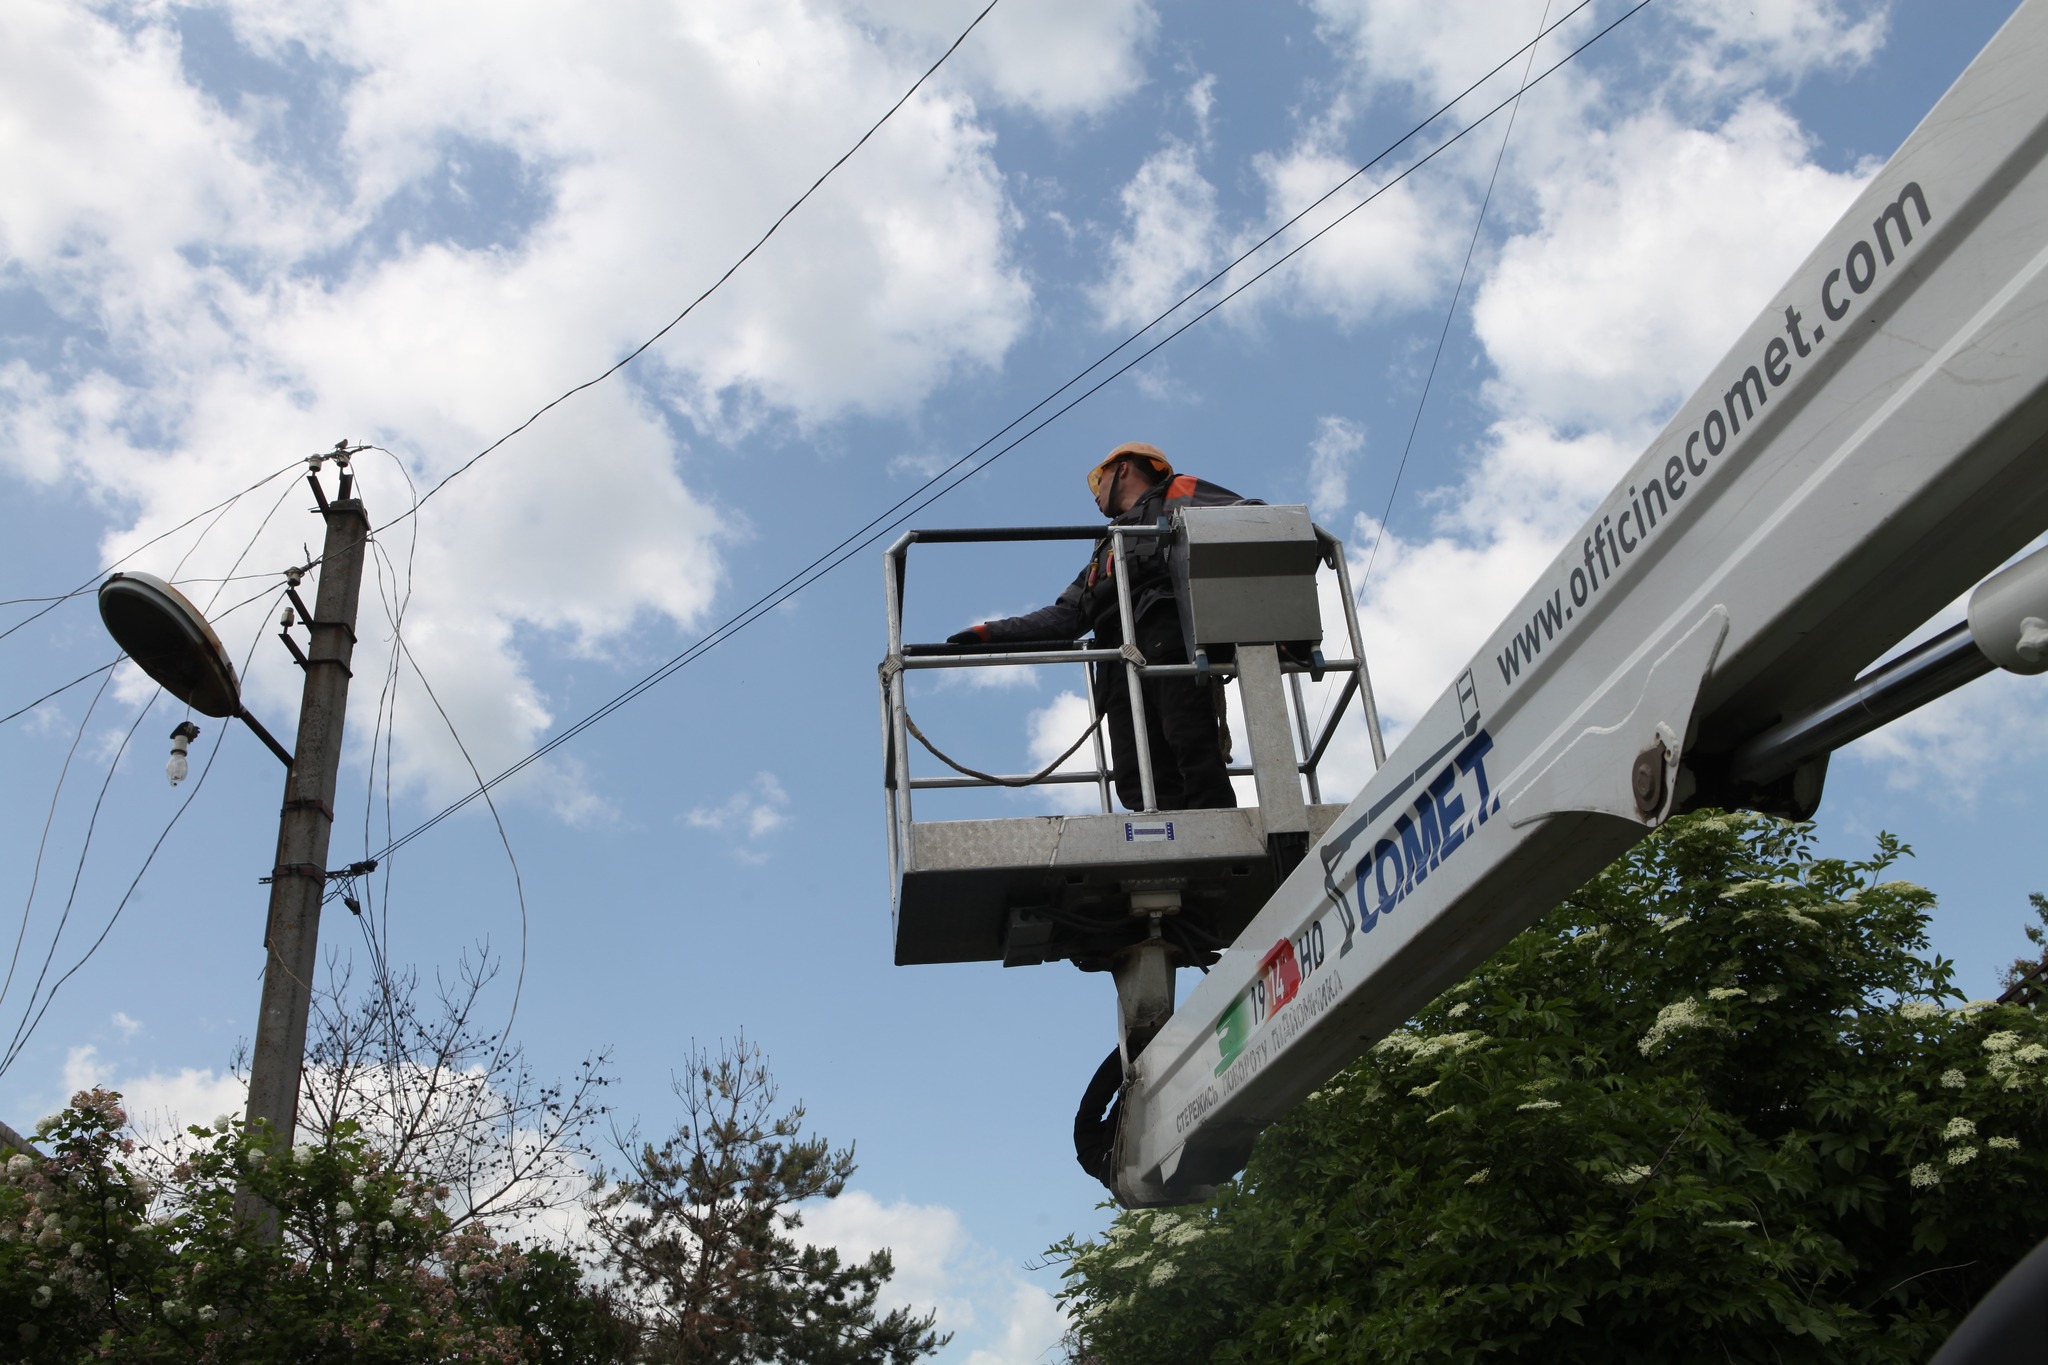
[{"x1": 948, "y1": 442, "x2": 1250, "y2": 811}]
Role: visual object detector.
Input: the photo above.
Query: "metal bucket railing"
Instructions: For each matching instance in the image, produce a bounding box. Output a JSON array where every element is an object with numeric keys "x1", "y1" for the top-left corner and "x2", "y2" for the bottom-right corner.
[{"x1": 880, "y1": 522, "x2": 1387, "y2": 890}]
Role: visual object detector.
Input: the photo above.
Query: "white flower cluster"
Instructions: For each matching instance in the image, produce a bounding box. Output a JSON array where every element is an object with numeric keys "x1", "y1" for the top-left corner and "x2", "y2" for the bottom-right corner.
[
  {"x1": 1706, "y1": 987, "x2": 1747, "y2": 1002},
  {"x1": 1639, "y1": 997, "x2": 1724, "y2": 1055},
  {"x1": 1940, "y1": 1069, "x2": 1967, "y2": 1089},
  {"x1": 1446, "y1": 1001, "x2": 1472, "y2": 1018},
  {"x1": 1942, "y1": 1117, "x2": 1976, "y2": 1140},
  {"x1": 1899, "y1": 1000, "x2": 1943, "y2": 1022},
  {"x1": 1514, "y1": 1099, "x2": 1560, "y2": 1113},
  {"x1": 1910, "y1": 1163, "x2": 1942, "y2": 1189},
  {"x1": 1702, "y1": 1219, "x2": 1755, "y2": 1230},
  {"x1": 1465, "y1": 1169, "x2": 1490, "y2": 1185},
  {"x1": 1375, "y1": 1030, "x2": 1486, "y2": 1063},
  {"x1": 1983, "y1": 1031, "x2": 2048, "y2": 1090},
  {"x1": 1988, "y1": 1136, "x2": 2021, "y2": 1151},
  {"x1": 1426, "y1": 1107, "x2": 1459, "y2": 1125},
  {"x1": 1947, "y1": 1146, "x2": 1978, "y2": 1167},
  {"x1": 1604, "y1": 1165, "x2": 1652, "y2": 1186},
  {"x1": 1654, "y1": 913, "x2": 1692, "y2": 934}
]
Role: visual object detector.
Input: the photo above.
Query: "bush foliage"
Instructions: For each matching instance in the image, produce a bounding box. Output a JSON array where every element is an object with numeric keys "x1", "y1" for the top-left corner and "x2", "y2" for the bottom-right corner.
[
  {"x1": 0, "y1": 1098, "x2": 627, "y2": 1362},
  {"x1": 1051, "y1": 811, "x2": 2048, "y2": 1364},
  {"x1": 1, "y1": 1037, "x2": 939, "y2": 1363}
]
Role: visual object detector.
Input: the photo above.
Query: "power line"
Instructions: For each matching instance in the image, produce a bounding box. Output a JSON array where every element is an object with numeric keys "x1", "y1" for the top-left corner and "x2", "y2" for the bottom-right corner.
[
  {"x1": 0, "y1": 661, "x2": 119, "y2": 730},
  {"x1": 1307, "y1": 0, "x2": 1558, "y2": 753},
  {"x1": 384, "y1": 0, "x2": 1005, "y2": 532},
  {"x1": 370, "y1": 0, "x2": 1656, "y2": 861},
  {"x1": 0, "y1": 459, "x2": 302, "y2": 646},
  {"x1": 0, "y1": 0, "x2": 1001, "y2": 630},
  {"x1": 1361, "y1": 1, "x2": 1556, "y2": 592}
]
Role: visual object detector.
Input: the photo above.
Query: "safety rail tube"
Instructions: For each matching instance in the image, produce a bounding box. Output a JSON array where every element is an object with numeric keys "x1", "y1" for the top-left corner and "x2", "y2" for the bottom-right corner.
[
  {"x1": 1084, "y1": 660, "x2": 1114, "y2": 813},
  {"x1": 896, "y1": 652, "x2": 1366, "y2": 674},
  {"x1": 1302, "y1": 671, "x2": 1362, "y2": 773},
  {"x1": 1327, "y1": 529, "x2": 1386, "y2": 768},
  {"x1": 882, "y1": 546, "x2": 915, "y2": 895},
  {"x1": 1288, "y1": 671, "x2": 1322, "y2": 804},
  {"x1": 909, "y1": 758, "x2": 1329, "y2": 791},
  {"x1": 1109, "y1": 524, "x2": 1159, "y2": 812}
]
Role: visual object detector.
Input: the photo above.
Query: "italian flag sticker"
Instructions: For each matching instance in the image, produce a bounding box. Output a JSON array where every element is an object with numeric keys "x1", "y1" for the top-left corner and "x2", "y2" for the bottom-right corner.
[{"x1": 1214, "y1": 939, "x2": 1302, "y2": 1074}]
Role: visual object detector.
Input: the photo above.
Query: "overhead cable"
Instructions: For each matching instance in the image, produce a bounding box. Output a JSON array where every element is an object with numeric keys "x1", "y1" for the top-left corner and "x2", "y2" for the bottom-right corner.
[
  {"x1": 0, "y1": 458, "x2": 302, "y2": 646},
  {"x1": 1363, "y1": 0, "x2": 1555, "y2": 592},
  {"x1": 369, "y1": 0, "x2": 1657, "y2": 861},
  {"x1": 384, "y1": 0, "x2": 1005, "y2": 530}
]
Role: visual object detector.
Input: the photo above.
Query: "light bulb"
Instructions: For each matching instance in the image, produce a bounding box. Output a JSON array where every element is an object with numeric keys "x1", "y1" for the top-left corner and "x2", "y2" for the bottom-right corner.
[{"x1": 167, "y1": 721, "x2": 200, "y2": 787}]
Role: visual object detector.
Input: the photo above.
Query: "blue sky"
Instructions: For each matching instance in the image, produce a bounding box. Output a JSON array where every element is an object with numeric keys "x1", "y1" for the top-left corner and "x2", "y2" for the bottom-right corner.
[{"x1": 3, "y1": 1, "x2": 2043, "y2": 1358}]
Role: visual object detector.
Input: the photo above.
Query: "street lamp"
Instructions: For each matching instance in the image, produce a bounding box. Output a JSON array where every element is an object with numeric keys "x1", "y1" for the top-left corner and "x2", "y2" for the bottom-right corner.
[{"x1": 96, "y1": 571, "x2": 293, "y2": 768}]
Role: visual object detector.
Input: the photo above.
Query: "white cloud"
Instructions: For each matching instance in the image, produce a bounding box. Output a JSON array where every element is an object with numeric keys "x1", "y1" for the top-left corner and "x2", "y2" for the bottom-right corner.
[
  {"x1": 961, "y1": 1280, "x2": 1069, "y2": 1365},
  {"x1": 1090, "y1": 142, "x2": 1221, "y2": 332},
  {"x1": 1663, "y1": 0, "x2": 1888, "y2": 94},
  {"x1": 1238, "y1": 137, "x2": 1464, "y2": 329},
  {"x1": 1266, "y1": 19, "x2": 1881, "y2": 778},
  {"x1": 1307, "y1": 0, "x2": 1606, "y2": 114},
  {"x1": 1, "y1": 0, "x2": 1033, "y2": 805},
  {"x1": 1471, "y1": 99, "x2": 1869, "y2": 432},
  {"x1": 111, "y1": 1011, "x2": 142, "y2": 1040},
  {"x1": 859, "y1": 0, "x2": 1160, "y2": 122},
  {"x1": 1306, "y1": 416, "x2": 1365, "y2": 519},
  {"x1": 686, "y1": 771, "x2": 791, "y2": 855},
  {"x1": 1021, "y1": 689, "x2": 1107, "y2": 814},
  {"x1": 1185, "y1": 73, "x2": 1218, "y2": 144},
  {"x1": 61, "y1": 1044, "x2": 246, "y2": 1143},
  {"x1": 1309, "y1": 0, "x2": 1883, "y2": 112},
  {"x1": 801, "y1": 1189, "x2": 1068, "y2": 1365}
]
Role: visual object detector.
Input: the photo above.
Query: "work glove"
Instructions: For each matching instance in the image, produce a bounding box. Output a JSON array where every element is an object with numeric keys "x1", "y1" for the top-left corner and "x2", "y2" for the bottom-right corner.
[{"x1": 946, "y1": 627, "x2": 989, "y2": 646}]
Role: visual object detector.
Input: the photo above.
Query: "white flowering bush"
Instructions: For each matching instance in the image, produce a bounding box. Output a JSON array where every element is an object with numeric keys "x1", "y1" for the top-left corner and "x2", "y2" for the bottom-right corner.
[
  {"x1": 1050, "y1": 813, "x2": 2048, "y2": 1365},
  {"x1": 0, "y1": 1091, "x2": 626, "y2": 1361}
]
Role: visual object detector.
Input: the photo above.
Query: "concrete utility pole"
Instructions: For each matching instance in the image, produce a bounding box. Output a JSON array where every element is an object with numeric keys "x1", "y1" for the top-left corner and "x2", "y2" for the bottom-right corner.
[{"x1": 243, "y1": 476, "x2": 368, "y2": 1149}]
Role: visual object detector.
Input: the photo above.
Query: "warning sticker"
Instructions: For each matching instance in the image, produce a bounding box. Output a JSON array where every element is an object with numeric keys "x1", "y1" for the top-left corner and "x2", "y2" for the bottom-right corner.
[{"x1": 1124, "y1": 821, "x2": 1175, "y2": 843}]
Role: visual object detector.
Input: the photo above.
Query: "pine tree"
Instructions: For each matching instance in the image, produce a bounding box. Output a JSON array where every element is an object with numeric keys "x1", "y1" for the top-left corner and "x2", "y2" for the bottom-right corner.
[{"x1": 595, "y1": 1038, "x2": 946, "y2": 1365}]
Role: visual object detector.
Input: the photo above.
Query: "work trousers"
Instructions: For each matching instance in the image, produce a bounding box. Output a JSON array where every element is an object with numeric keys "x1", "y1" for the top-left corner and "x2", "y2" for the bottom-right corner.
[{"x1": 1093, "y1": 607, "x2": 1236, "y2": 812}]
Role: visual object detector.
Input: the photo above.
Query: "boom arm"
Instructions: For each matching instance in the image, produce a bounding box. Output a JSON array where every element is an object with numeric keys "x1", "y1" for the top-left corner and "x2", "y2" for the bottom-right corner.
[{"x1": 1114, "y1": 0, "x2": 2048, "y2": 1206}]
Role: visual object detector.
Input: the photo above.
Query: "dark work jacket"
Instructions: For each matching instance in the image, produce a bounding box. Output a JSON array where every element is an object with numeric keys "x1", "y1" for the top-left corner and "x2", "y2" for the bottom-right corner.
[{"x1": 978, "y1": 474, "x2": 1255, "y2": 645}]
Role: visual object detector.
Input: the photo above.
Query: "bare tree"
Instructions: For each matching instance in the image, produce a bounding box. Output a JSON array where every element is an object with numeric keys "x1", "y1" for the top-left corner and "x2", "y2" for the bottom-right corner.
[
  {"x1": 233, "y1": 946, "x2": 611, "y2": 1235},
  {"x1": 593, "y1": 1036, "x2": 946, "y2": 1365}
]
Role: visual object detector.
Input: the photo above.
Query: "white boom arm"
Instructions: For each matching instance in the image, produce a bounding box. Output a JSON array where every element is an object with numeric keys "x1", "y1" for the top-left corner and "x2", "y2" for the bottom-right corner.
[{"x1": 1115, "y1": 0, "x2": 2048, "y2": 1206}]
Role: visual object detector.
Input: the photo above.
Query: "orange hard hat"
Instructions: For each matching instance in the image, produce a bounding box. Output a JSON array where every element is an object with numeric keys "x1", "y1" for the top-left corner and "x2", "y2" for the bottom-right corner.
[{"x1": 1087, "y1": 441, "x2": 1173, "y2": 497}]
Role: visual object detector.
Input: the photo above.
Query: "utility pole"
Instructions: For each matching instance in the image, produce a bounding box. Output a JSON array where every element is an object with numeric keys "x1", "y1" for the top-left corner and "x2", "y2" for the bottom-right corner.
[{"x1": 243, "y1": 459, "x2": 368, "y2": 1151}]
